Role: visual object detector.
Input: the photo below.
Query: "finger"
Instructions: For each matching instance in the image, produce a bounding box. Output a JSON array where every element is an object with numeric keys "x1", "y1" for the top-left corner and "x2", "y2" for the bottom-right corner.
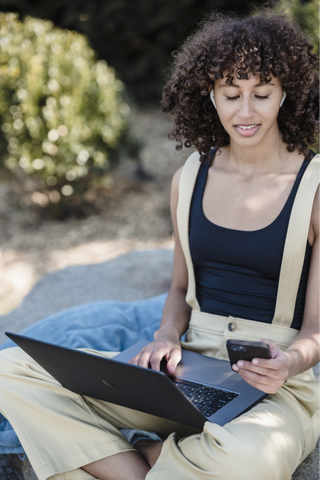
[
  {"x1": 149, "y1": 351, "x2": 166, "y2": 372},
  {"x1": 237, "y1": 361, "x2": 283, "y2": 378},
  {"x1": 129, "y1": 354, "x2": 140, "y2": 365},
  {"x1": 139, "y1": 348, "x2": 160, "y2": 369},
  {"x1": 259, "y1": 338, "x2": 277, "y2": 349},
  {"x1": 129, "y1": 345, "x2": 153, "y2": 366},
  {"x1": 129, "y1": 348, "x2": 153, "y2": 369},
  {"x1": 238, "y1": 368, "x2": 283, "y2": 393},
  {"x1": 251, "y1": 357, "x2": 284, "y2": 370},
  {"x1": 238, "y1": 363, "x2": 286, "y2": 386},
  {"x1": 150, "y1": 345, "x2": 174, "y2": 371},
  {"x1": 259, "y1": 338, "x2": 280, "y2": 358},
  {"x1": 234, "y1": 358, "x2": 289, "y2": 386},
  {"x1": 166, "y1": 347, "x2": 182, "y2": 373},
  {"x1": 237, "y1": 358, "x2": 282, "y2": 372}
]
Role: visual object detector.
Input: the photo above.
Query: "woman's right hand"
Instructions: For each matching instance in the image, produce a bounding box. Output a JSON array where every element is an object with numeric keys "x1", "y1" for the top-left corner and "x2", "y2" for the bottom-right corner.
[
  {"x1": 129, "y1": 332, "x2": 182, "y2": 374},
  {"x1": 128, "y1": 167, "x2": 190, "y2": 375}
]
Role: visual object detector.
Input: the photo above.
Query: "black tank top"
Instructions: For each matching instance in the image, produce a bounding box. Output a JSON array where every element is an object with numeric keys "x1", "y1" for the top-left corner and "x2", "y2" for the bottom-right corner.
[{"x1": 189, "y1": 153, "x2": 313, "y2": 330}]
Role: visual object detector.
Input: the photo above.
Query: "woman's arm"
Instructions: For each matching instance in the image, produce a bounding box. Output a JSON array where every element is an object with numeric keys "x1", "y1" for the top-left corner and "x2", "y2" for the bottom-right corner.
[
  {"x1": 234, "y1": 187, "x2": 320, "y2": 393},
  {"x1": 129, "y1": 167, "x2": 191, "y2": 373}
]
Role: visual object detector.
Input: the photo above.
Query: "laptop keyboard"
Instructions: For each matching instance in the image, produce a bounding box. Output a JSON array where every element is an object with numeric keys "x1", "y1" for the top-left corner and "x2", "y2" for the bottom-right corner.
[{"x1": 173, "y1": 381, "x2": 239, "y2": 417}]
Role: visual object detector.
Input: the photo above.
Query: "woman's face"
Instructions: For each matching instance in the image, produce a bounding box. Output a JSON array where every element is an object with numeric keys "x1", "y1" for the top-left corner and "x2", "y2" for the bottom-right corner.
[{"x1": 213, "y1": 73, "x2": 284, "y2": 148}]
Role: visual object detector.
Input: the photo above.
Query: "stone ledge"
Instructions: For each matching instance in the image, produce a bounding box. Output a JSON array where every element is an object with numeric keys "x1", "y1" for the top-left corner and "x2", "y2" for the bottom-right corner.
[
  {"x1": 5, "y1": 455, "x2": 36, "y2": 480},
  {"x1": 0, "y1": 454, "x2": 24, "y2": 480},
  {"x1": 4, "y1": 440, "x2": 320, "y2": 480},
  {"x1": 292, "y1": 443, "x2": 320, "y2": 480}
]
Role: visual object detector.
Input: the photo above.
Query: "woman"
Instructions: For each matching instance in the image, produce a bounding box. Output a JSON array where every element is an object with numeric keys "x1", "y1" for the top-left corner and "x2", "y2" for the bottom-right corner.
[{"x1": 0, "y1": 10, "x2": 319, "y2": 480}]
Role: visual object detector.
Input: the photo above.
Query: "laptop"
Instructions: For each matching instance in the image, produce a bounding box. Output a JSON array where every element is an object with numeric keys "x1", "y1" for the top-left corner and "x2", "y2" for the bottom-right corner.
[{"x1": 5, "y1": 333, "x2": 268, "y2": 429}]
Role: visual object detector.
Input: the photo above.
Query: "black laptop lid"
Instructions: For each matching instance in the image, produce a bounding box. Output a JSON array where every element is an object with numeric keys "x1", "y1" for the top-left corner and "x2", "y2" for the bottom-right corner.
[{"x1": 5, "y1": 332, "x2": 206, "y2": 429}]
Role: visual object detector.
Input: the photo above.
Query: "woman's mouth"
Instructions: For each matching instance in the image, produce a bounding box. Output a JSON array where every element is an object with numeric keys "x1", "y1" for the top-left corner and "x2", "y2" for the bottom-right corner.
[{"x1": 234, "y1": 124, "x2": 261, "y2": 137}]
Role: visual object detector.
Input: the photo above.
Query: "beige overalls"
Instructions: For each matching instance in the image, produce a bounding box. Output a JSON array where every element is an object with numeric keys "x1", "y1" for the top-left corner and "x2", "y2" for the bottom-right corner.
[{"x1": 0, "y1": 153, "x2": 319, "y2": 480}]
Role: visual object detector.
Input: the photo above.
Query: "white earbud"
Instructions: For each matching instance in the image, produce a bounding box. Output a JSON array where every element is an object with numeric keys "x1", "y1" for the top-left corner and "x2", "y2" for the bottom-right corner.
[
  {"x1": 280, "y1": 91, "x2": 286, "y2": 107},
  {"x1": 210, "y1": 89, "x2": 216, "y2": 109}
]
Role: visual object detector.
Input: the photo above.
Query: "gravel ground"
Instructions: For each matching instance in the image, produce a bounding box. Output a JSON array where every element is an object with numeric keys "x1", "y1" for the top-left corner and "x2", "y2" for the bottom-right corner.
[{"x1": 0, "y1": 106, "x2": 188, "y2": 315}]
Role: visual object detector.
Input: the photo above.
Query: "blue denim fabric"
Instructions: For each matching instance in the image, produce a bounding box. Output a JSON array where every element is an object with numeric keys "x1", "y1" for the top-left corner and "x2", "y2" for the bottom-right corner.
[{"x1": 0, "y1": 294, "x2": 167, "y2": 454}]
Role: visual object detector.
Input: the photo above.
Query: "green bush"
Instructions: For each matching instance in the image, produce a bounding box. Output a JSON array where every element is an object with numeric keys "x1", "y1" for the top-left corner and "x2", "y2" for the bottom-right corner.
[
  {"x1": 279, "y1": 0, "x2": 319, "y2": 56},
  {"x1": 277, "y1": 0, "x2": 319, "y2": 154},
  {"x1": 0, "y1": 0, "x2": 267, "y2": 101},
  {"x1": 0, "y1": 12, "x2": 140, "y2": 216}
]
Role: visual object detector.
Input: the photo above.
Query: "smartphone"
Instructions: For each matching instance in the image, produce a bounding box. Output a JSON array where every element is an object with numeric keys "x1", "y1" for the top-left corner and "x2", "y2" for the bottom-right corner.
[{"x1": 226, "y1": 339, "x2": 271, "y2": 369}]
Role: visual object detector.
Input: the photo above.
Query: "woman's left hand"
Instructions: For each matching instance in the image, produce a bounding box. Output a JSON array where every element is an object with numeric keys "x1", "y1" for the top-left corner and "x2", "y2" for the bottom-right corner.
[{"x1": 231, "y1": 339, "x2": 292, "y2": 394}]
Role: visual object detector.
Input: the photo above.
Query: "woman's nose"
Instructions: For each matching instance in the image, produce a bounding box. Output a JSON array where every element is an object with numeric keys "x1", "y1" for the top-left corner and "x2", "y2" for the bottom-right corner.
[{"x1": 237, "y1": 97, "x2": 254, "y2": 118}]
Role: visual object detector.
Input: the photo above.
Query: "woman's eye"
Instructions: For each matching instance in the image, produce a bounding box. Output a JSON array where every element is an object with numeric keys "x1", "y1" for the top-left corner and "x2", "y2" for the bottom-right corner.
[{"x1": 225, "y1": 94, "x2": 270, "y2": 101}]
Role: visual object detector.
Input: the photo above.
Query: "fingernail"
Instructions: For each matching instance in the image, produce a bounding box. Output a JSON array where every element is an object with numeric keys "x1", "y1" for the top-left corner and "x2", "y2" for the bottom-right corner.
[
  {"x1": 252, "y1": 359, "x2": 259, "y2": 365},
  {"x1": 232, "y1": 365, "x2": 239, "y2": 371},
  {"x1": 238, "y1": 361, "x2": 244, "y2": 367}
]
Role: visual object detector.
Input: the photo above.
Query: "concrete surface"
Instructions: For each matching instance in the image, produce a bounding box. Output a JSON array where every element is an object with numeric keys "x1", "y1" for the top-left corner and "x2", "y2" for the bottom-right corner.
[
  {"x1": 2, "y1": 455, "x2": 35, "y2": 480},
  {"x1": 0, "y1": 248, "x2": 318, "y2": 479},
  {"x1": 0, "y1": 454, "x2": 23, "y2": 480},
  {"x1": 0, "y1": 249, "x2": 173, "y2": 346}
]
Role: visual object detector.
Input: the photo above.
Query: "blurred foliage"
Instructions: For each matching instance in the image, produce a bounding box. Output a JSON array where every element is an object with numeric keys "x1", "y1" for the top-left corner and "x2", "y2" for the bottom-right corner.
[
  {"x1": 0, "y1": 0, "x2": 268, "y2": 101},
  {"x1": 0, "y1": 12, "x2": 140, "y2": 217},
  {"x1": 279, "y1": 0, "x2": 319, "y2": 55},
  {"x1": 278, "y1": 0, "x2": 319, "y2": 153}
]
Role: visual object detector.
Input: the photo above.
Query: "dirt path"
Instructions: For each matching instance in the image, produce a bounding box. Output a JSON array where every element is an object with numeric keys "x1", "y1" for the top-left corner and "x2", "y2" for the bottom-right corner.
[{"x1": 0, "y1": 106, "x2": 189, "y2": 314}]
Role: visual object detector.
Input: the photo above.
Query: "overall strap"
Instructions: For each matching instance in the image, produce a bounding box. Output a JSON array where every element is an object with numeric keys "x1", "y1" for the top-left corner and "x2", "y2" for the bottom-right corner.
[
  {"x1": 272, "y1": 154, "x2": 320, "y2": 326},
  {"x1": 177, "y1": 151, "x2": 320, "y2": 325},
  {"x1": 177, "y1": 151, "x2": 202, "y2": 311}
]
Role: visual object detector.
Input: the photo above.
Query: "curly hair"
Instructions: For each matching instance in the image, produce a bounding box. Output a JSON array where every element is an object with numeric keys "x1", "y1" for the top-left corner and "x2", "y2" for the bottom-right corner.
[{"x1": 161, "y1": 10, "x2": 319, "y2": 159}]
